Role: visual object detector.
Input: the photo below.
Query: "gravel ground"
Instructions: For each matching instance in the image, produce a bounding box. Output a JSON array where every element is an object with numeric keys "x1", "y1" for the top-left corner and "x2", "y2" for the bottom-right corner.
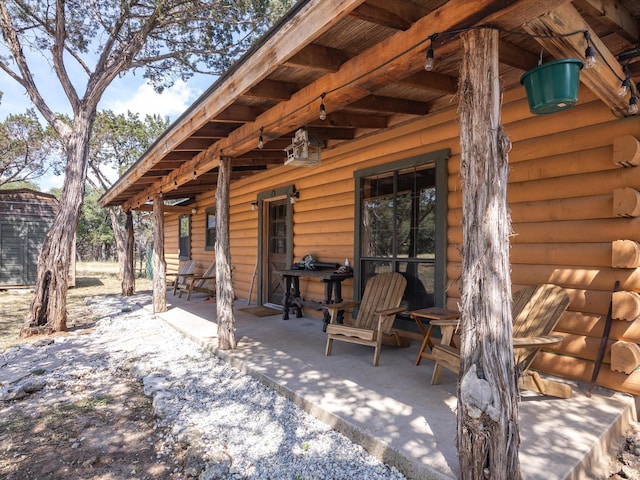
[{"x1": 1, "y1": 294, "x2": 405, "y2": 480}]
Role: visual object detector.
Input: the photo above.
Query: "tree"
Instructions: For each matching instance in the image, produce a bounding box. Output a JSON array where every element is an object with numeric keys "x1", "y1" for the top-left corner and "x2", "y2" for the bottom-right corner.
[
  {"x1": 76, "y1": 186, "x2": 117, "y2": 261},
  {"x1": 88, "y1": 110, "x2": 169, "y2": 293},
  {"x1": 0, "y1": 0, "x2": 291, "y2": 335},
  {"x1": 457, "y1": 29, "x2": 520, "y2": 479},
  {"x1": 0, "y1": 109, "x2": 58, "y2": 188}
]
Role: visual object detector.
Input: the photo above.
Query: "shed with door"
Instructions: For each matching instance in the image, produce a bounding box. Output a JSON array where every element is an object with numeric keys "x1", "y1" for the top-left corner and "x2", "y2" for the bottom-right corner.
[{"x1": 0, "y1": 189, "x2": 74, "y2": 287}]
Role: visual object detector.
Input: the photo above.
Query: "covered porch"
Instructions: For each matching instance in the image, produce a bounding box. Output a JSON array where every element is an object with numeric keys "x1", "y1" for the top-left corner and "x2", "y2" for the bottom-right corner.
[{"x1": 153, "y1": 291, "x2": 637, "y2": 480}]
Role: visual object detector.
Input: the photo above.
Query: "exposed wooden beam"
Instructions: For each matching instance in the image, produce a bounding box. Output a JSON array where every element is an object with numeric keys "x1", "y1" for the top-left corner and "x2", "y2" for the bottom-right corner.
[
  {"x1": 161, "y1": 151, "x2": 200, "y2": 161},
  {"x1": 350, "y1": 95, "x2": 429, "y2": 115},
  {"x1": 209, "y1": 105, "x2": 259, "y2": 123},
  {"x1": 192, "y1": 122, "x2": 242, "y2": 138},
  {"x1": 232, "y1": 155, "x2": 284, "y2": 165},
  {"x1": 308, "y1": 111, "x2": 389, "y2": 128},
  {"x1": 498, "y1": 39, "x2": 540, "y2": 72},
  {"x1": 284, "y1": 43, "x2": 350, "y2": 72},
  {"x1": 573, "y1": 0, "x2": 639, "y2": 43},
  {"x1": 136, "y1": 204, "x2": 195, "y2": 213},
  {"x1": 400, "y1": 70, "x2": 458, "y2": 94},
  {"x1": 307, "y1": 126, "x2": 355, "y2": 140},
  {"x1": 174, "y1": 138, "x2": 215, "y2": 151},
  {"x1": 524, "y1": 2, "x2": 628, "y2": 117},
  {"x1": 243, "y1": 79, "x2": 299, "y2": 100},
  {"x1": 350, "y1": 0, "x2": 425, "y2": 30}
]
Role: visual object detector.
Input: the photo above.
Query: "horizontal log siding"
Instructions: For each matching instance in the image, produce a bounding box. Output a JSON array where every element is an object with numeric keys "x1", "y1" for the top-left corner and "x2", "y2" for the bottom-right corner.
[
  {"x1": 164, "y1": 212, "x2": 180, "y2": 274},
  {"x1": 446, "y1": 85, "x2": 640, "y2": 394},
  {"x1": 163, "y1": 84, "x2": 640, "y2": 394}
]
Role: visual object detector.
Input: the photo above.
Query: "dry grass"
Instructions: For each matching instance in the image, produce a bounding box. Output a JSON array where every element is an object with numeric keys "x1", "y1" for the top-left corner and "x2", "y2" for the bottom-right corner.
[{"x1": 0, "y1": 261, "x2": 153, "y2": 350}]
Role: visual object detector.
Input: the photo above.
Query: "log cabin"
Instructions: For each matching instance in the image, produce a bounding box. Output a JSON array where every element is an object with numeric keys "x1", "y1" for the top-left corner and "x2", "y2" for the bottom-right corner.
[{"x1": 101, "y1": 0, "x2": 640, "y2": 395}]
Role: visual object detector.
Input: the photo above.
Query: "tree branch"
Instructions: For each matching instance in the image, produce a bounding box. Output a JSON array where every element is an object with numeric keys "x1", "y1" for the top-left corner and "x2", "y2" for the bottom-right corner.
[{"x1": 0, "y1": 3, "x2": 68, "y2": 139}]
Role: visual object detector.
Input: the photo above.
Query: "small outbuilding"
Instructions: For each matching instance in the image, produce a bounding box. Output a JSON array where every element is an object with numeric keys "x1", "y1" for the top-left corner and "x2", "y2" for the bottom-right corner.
[{"x1": 0, "y1": 189, "x2": 74, "y2": 287}]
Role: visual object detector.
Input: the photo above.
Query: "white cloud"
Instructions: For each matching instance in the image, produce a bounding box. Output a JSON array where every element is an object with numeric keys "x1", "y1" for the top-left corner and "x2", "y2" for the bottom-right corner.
[{"x1": 105, "y1": 79, "x2": 199, "y2": 119}]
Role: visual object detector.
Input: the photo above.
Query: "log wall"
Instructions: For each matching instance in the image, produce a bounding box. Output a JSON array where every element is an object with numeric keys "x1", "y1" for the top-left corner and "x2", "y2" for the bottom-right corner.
[{"x1": 175, "y1": 83, "x2": 640, "y2": 395}]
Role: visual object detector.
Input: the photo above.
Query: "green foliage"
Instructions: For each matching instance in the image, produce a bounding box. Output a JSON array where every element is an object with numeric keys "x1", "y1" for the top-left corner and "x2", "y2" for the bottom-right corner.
[
  {"x1": 0, "y1": 109, "x2": 59, "y2": 187},
  {"x1": 77, "y1": 187, "x2": 116, "y2": 260},
  {"x1": 1, "y1": 0, "x2": 295, "y2": 96},
  {"x1": 90, "y1": 110, "x2": 170, "y2": 181}
]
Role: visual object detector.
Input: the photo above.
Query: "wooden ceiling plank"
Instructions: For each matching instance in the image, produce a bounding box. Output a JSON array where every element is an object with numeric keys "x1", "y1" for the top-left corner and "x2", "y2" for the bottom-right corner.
[
  {"x1": 573, "y1": 0, "x2": 639, "y2": 43},
  {"x1": 523, "y1": 2, "x2": 628, "y2": 117}
]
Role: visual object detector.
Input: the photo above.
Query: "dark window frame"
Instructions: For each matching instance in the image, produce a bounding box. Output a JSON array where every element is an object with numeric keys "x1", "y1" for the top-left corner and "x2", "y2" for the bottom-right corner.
[
  {"x1": 178, "y1": 214, "x2": 191, "y2": 260},
  {"x1": 353, "y1": 149, "x2": 449, "y2": 309},
  {"x1": 205, "y1": 207, "x2": 216, "y2": 251}
]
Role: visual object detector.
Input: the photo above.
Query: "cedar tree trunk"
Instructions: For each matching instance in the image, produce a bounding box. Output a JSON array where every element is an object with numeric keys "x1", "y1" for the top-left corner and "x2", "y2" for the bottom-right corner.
[
  {"x1": 216, "y1": 156, "x2": 236, "y2": 349},
  {"x1": 121, "y1": 210, "x2": 135, "y2": 296},
  {"x1": 21, "y1": 110, "x2": 95, "y2": 336},
  {"x1": 152, "y1": 194, "x2": 167, "y2": 313},
  {"x1": 457, "y1": 29, "x2": 521, "y2": 479}
]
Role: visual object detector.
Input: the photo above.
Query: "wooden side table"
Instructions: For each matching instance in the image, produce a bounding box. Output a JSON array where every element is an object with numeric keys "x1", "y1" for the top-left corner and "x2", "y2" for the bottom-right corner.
[{"x1": 410, "y1": 307, "x2": 460, "y2": 366}]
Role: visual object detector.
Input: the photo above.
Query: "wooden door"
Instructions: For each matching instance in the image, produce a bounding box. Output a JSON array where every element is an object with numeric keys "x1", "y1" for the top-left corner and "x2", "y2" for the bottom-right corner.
[{"x1": 263, "y1": 198, "x2": 289, "y2": 306}]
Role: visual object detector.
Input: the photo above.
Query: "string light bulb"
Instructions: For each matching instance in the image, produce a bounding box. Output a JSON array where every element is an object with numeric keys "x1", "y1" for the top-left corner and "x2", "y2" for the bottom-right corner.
[
  {"x1": 584, "y1": 32, "x2": 596, "y2": 69},
  {"x1": 629, "y1": 95, "x2": 638, "y2": 115},
  {"x1": 618, "y1": 76, "x2": 630, "y2": 97},
  {"x1": 319, "y1": 93, "x2": 327, "y2": 120},
  {"x1": 258, "y1": 127, "x2": 264, "y2": 149},
  {"x1": 425, "y1": 46, "x2": 434, "y2": 71}
]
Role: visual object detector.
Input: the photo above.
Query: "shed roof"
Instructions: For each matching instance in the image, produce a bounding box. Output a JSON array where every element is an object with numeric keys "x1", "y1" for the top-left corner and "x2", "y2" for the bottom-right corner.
[{"x1": 100, "y1": 0, "x2": 640, "y2": 210}]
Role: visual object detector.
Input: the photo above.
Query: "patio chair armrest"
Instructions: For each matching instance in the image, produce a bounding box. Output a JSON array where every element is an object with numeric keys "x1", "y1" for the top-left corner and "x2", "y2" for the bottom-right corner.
[
  {"x1": 193, "y1": 275, "x2": 216, "y2": 281},
  {"x1": 374, "y1": 306, "x2": 407, "y2": 317},
  {"x1": 513, "y1": 334, "x2": 563, "y2": 348},
  {"x1": 324, "y1": 300, "x2": 360, "y2": 311}
]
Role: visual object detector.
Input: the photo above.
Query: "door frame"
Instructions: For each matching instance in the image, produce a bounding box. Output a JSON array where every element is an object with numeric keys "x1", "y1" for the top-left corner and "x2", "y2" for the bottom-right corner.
[{"x1": 256, "y1": 185, "x2": 295, "y2": 306}]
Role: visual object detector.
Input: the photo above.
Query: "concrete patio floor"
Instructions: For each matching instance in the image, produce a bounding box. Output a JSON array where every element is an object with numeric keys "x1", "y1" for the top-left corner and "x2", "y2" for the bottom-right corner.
[{"x1": 150, "y1": 292, "x2": 638, "y2": 480}]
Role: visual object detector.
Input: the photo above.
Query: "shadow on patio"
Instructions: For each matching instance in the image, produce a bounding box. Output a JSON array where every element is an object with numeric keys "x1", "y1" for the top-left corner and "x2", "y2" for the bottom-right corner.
[{"x1": 151, "y1": 291, "x2": 637, "y2": 480}]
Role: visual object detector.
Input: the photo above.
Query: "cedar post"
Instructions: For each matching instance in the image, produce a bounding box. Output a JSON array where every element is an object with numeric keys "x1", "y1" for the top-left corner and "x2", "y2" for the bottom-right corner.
[
  {"x1": 121, "y1": 210, "x2": 135, "y2": 296},
  {"x1": 457, "y1": 28, "x2": 521, "y2": 479},
  {"x1": 216, "y1": 156, "x2": 236, "y2": 349},
  {"x1": 152, "y1": 194, "x2": 167, "y2": 313}
]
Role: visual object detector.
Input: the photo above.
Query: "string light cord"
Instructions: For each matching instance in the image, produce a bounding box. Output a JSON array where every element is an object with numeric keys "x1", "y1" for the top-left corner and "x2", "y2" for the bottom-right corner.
[{"x1": 220, "y1": 24, "x2": 628, "y2": 153}]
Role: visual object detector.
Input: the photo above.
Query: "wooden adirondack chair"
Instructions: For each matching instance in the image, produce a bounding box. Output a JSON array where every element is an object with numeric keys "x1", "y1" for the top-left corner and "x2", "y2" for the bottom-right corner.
[
  {"x1": 167, "y1": 260, "x2": 197, "y2": 295},
  {"x1": 325, "y1": 271, "x2": 407, "y2": 366},
  {"x1": 430, "y1": 283, "x2": 572, "y2": 398},
  {"x1": 178, "y1": 261, "x2": 217, "y2": 300}
]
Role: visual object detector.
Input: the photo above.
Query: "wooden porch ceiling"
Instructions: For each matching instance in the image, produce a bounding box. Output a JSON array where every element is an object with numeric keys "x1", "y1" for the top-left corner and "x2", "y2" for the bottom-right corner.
[{"x1": 100, "y1": 0, "x2": 640, "y2": 211}]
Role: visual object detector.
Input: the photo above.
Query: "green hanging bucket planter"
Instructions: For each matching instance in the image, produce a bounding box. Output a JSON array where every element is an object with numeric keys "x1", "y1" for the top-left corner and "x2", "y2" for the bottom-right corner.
[{"x1": 520, "y1": 58, "x2": 583, "y2": 115}]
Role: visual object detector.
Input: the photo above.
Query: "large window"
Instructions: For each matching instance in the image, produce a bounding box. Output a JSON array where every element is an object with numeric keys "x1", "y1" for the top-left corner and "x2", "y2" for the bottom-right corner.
[
  {"x1": 355, "y1": 151, "x2": 448, "y2": 311},
  {"x1": 178, "y1": 215, "x2": 191, "y2": 259},
  {"x1": 205, "y1": 209, "x2": 216, "y2": 250}
]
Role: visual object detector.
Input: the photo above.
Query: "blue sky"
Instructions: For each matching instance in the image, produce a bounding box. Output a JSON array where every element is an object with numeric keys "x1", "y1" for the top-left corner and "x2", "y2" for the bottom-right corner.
[{"x1": 0, "y1": 57, "x2": 213, "y2": 190}]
